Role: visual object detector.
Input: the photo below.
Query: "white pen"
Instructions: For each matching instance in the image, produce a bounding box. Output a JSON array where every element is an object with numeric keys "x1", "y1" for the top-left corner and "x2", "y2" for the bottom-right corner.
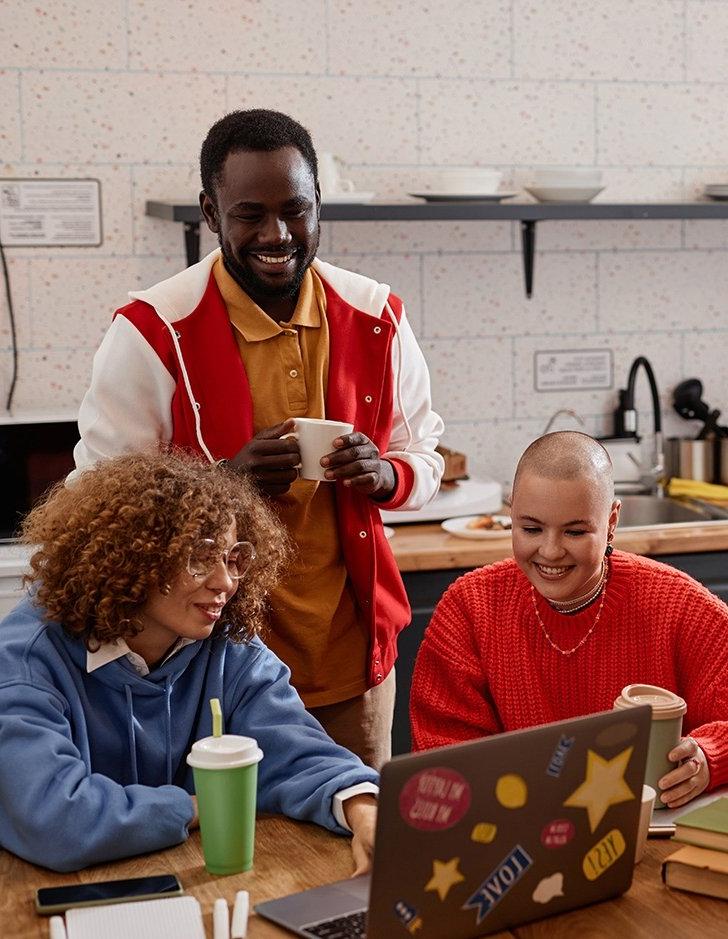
[
  {"x1": 48, "y1": 916, "x2": 67, "y2": 939},
  {"x1": 231, "y1": 889, "x2": 249, "y2": 939},
  {"x1": 213, "y1": 897, "x2": 230, "y2": 939}
]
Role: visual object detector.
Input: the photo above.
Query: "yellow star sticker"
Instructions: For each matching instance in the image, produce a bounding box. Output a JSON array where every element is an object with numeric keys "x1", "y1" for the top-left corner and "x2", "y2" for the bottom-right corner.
[
  {"x1": 563, "y1": 746, "x2": 635, "y2": 832},
  {"x1": 425, "y1": 857, "x2": 466, "y2": 902}
]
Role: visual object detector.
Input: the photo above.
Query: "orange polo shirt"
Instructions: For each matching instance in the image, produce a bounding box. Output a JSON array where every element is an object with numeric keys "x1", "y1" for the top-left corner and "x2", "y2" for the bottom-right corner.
[{"x1": 213, "y1": 260, "x2": 369, "y2": 707}]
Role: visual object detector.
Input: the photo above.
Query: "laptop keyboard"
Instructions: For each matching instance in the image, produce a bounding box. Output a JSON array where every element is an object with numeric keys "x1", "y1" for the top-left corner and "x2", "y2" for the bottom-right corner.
[{"x1": 302, "y1": 909, "x2": 367, "y2": 938}]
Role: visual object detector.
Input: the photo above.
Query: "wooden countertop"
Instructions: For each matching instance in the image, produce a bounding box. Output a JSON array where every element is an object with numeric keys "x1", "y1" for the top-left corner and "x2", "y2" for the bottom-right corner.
[{"x1": 390, "y1": 520, "x2": 728, "y2": 572}]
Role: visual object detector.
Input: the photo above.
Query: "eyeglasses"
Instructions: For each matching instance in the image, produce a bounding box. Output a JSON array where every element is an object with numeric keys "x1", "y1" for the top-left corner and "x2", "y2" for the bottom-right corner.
[{"x1": 186, "y1": 540, "x2": 256, "y2": 581}]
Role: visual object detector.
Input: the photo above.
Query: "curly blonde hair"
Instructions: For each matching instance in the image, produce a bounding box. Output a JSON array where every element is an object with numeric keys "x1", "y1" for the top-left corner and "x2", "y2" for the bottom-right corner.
[{"x1": 21, "y1": 451, "x2": 290, "y2": 647}]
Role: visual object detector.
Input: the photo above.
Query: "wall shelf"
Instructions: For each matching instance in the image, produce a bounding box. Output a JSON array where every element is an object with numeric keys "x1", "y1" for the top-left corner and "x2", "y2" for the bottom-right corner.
[{"x1": 145, "y1": 199, "x2": 728, "y2": 297}]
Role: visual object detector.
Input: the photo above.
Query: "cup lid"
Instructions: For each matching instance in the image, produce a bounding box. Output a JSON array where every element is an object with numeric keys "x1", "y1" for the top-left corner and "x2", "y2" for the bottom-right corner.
[
  {"x1": 186, "y1": 734, "x2": 263, "y2": 770},
  {"x1": 613, "y1": 683, "x2": 686, "y2": 720}
]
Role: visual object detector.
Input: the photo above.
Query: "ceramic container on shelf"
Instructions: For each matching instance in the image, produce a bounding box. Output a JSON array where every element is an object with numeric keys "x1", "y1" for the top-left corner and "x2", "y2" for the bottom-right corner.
[{"x1": 431, "y1": 168, "x2": 503, "y2": 195}]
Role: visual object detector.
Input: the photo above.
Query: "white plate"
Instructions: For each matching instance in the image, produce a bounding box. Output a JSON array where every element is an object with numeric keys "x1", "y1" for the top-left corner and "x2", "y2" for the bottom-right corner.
[
  {"x1": 321, "y1": 191, "x2": 375, "y2": 204},
  {"x1": 441, "y1": 514, "x2": 512, "y2": 540},
  {"x1": 383, "y1": 526, "x2": 395, "y2": 540},
  {"x1": 525, "y1": 185, "x2": 604, "y2": 203},
  {"x1": 409, "y1": 192, "x2": 517, "y2": 203}
]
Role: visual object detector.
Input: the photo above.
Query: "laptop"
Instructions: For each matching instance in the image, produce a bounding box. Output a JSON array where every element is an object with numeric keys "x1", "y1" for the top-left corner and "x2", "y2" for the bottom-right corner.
[{"x1": 256, "y1": 706, "x2": 650, "y2": 938}]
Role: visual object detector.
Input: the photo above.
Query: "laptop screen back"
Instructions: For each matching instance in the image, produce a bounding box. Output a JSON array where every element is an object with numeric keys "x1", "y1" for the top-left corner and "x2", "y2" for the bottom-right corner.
[{"x1": 367, "y1": 707, "x2": 650, "y2": 938}]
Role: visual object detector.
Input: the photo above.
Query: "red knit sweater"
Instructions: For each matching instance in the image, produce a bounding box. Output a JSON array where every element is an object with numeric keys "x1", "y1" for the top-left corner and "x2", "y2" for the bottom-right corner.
[{"x1": 410, "y1": 550, "x2": 728, "y2": 789}]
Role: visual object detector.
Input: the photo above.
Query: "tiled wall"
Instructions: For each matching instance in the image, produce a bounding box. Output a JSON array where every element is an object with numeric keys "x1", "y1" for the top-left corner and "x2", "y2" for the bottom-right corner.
[{"x1": 2, "y1": 1, "x2": 728, "y2": 487}]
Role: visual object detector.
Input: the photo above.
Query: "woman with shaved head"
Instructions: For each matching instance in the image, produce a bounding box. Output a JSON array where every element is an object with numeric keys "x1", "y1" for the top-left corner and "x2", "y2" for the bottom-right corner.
[{"x1": 411, "y1": 432, "x2": 728, "y2": 809}]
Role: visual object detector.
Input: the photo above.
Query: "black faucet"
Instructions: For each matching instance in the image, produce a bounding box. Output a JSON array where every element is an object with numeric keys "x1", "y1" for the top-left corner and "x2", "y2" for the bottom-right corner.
[{"x1": 614, "y1": 356, "x2": 664, "y2": 493}]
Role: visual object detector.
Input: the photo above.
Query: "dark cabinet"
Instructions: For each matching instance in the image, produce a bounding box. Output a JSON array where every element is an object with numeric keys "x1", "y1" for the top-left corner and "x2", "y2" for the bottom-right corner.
[{"x1": 392, "y1": 551, "x2": 728, "y2": 755}]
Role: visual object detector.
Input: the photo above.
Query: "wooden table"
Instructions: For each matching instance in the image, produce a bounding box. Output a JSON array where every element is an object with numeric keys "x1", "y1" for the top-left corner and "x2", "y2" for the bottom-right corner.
[{"x1": 3, "y1": 819, "x2": 726, "y2": 938}]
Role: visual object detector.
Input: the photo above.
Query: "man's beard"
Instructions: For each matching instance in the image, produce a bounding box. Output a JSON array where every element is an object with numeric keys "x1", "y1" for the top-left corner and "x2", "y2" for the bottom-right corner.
[{"x1": 218, "y1": 233, "x2": 319, "y2": 303}]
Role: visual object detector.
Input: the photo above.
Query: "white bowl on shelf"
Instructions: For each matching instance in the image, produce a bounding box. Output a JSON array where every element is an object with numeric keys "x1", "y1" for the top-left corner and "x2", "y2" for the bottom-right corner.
[
  {"x1": 532, "y1": 167, "x2": 603, "y2": 187},
  {"x1": 525, "y1": 185, "x2": 605, "y2": 203},
  {"x1": 433, "y1": 168, "x2": 503, "y2": 195}
]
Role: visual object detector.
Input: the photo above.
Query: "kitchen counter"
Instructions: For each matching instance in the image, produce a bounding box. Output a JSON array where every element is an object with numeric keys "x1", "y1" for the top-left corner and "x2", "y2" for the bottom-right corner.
[{"x1": 390, "y1": 519, "x2": 728, "y2": 572}]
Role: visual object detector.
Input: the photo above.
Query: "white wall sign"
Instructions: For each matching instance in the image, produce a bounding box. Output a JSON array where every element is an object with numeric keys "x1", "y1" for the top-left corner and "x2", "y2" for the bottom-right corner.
[
  {"x1": 534, "y1": 349, "x2": 613, "y2": 392},
  {"x1": 0, "y1": 179, "x2": 101, "y2": 247}
]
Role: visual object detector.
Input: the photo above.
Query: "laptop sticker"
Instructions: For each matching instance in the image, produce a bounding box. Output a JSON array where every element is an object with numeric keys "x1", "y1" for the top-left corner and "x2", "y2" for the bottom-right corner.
[
  {"x1": 596, "y1": 720, "x2": 638, "y2": 748},
  {"x1": 582, "y1": 828, "x2": 626, "y2": 881},
  {"x1": 546, "y1": 735, "x2": 575, "y2": 778},
  {"x1": 563, "y1": 746, "x2": 635, "y2": 832},
  {"x1": 471, "y1": 822, "x2": 498, "y2": 844},
  {"x1": 463, "y1": 845, "x2": 534, "y2": 925},
  {"x1": 399, "y1": 767, "x2": 471, "y2": 831},
  {"x1": 495, "y1": 773, "x2": 528, "y2": 809},
  {"x1": 541, "y1": 819, "x2": 575, "y2": 848},
  {"x1": 394, "y1": 900, "x2": 424, "y2": 934},
  {"x1": 425, "y1": 857, "x2": 466, "y2": 901},
  {"x1": 532, "y1": 872, "x2": 565, "y2": 904}
]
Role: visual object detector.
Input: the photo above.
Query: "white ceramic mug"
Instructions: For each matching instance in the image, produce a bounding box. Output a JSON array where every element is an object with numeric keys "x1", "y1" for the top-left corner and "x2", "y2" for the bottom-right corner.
[
  {"x1": 291, "y1": 418, "x2": 354, "y2": 481},
  {"x1": 634, "y1": 784, "x2": 656, "y2": 863},
  {"x1": 318, "y1": 152, "x2": 354, "y2": 197}
]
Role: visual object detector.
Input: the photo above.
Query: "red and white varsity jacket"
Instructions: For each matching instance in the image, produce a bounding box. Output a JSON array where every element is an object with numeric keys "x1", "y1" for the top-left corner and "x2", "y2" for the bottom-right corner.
[{"x1": 73, "y1": 249, "x2": 444, "y2": 687}]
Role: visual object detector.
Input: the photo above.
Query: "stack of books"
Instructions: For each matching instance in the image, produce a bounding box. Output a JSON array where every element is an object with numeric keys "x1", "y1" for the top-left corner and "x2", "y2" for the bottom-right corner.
[{"x1": 662, "y1": 797, "x2": 728, "y2": 901}]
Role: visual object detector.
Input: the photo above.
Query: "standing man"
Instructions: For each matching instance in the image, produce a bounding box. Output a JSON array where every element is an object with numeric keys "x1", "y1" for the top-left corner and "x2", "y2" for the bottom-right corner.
[{"x1": 73, "y1": 109, "x2": 443, "y2": 769}]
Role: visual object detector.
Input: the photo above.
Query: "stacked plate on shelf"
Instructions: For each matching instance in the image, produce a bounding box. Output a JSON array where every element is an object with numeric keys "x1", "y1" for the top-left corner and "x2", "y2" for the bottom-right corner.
[
  {"x1": 704, "y1": 184, "x2": 728, "y2": 201},
  {"x1": 525, "y1": 168, "x2": 604, "y2": 203},
  {"x1": 410, "y1": 169, "x2": 516, "y2": 203}
]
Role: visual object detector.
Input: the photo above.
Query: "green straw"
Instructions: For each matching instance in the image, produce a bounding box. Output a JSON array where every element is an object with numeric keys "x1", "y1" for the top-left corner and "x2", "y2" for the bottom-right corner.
[{"x1": 210, "y1": 697, "x2": 223, "y2": 738}]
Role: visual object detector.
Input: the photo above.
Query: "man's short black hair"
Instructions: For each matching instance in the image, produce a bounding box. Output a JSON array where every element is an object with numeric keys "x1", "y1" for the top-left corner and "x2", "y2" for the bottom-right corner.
[{"x1": 200, "y1": 109, "x2": 318, "y2": 198}]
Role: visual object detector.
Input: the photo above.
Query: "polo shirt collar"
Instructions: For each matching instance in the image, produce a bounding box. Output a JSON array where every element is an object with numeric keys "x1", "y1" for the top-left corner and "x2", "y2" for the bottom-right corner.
[{"x1": 213, "y1": 259, "x2": 319, "y2": 343}]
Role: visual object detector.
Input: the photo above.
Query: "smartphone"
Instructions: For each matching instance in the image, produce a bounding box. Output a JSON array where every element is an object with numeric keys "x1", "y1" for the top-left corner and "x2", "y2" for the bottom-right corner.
[{"x1": 35, "y1": 873, "x2": 183, "y2": 914}]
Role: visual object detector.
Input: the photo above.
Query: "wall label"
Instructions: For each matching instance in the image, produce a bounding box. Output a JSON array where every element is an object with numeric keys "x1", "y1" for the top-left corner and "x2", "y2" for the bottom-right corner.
[
  {"x1": 0, "y1": 178, "x2": 101, "y2": 247},
  {"x1": 534, "y1": 349, "x2": 613, "y2": 392}
]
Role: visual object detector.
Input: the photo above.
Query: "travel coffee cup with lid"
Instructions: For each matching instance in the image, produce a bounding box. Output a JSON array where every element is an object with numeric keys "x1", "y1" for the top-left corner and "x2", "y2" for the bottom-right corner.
[{"x1": 614, "y1": 683, "x2": 687, "y2": 807}]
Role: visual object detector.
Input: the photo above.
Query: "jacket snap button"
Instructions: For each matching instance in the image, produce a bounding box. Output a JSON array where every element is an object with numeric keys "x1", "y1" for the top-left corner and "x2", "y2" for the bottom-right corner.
[
  {"x1": 359, "y1": 530, "x2": 367, "y2": 538},
  {"x1": 194, "y1": 401, "x2": 201, "y2": 410},
  {"x1": 289, "y1": 369, "x2": 298, "y2": 378},
  {"x1": 373, "y1": 326, "x2": 381, "y2": 334},
  {"x1": 364, "y1": 395, "x2": 373, "y2": 403},
  {"x1": 375, "y1": 673, "x2": 383, "y2": 682},
  {"x1": 174, "y1": 330, "x2": 181, "y2": 339}
]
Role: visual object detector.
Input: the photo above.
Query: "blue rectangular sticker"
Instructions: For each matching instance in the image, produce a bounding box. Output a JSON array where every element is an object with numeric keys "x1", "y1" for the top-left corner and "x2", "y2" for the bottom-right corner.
[{"x1": 463, "y1": 844, "x2": 533, "y2": 925}]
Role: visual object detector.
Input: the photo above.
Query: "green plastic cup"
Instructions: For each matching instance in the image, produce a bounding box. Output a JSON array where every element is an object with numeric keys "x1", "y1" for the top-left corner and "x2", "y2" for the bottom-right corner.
[
  {"x1": 614, "y1": 684, "x2": 687, "y2": 809},
  {"x1": 187, "y1": 734, "x2": 263, "y2": 874}
]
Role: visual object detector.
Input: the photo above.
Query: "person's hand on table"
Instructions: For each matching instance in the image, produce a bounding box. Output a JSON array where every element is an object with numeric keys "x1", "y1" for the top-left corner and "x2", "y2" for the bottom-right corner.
[
  {"x1": 320, "y1": 432, "x2": 395, "y2": 500},
  {"x1": 343, "y1": 794, "x2": 377, "y2": 876},
  {"x1": 228, "y1": 419, "x2": 300, "y2": 497},
  {"x1": 658, "y1": 736, "x2": 710, "y2": 808}
]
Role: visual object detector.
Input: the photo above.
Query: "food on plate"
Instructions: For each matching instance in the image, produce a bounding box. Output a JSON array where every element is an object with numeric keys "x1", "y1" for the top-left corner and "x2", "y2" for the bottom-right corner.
[{"x1": 466, "y1": 515, "x2": 511, "y2": 531}]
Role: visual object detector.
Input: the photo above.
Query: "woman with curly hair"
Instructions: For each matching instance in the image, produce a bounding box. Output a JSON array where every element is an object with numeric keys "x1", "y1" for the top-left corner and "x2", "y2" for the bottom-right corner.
[{"x1": 0, "y1": 451, "x2": 378, "y2": 873}]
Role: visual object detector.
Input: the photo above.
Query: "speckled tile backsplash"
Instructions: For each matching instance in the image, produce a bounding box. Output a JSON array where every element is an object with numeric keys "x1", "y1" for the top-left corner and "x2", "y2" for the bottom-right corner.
[{"x1": 1, "y1": 1, "x2": 727, "y2": 485}]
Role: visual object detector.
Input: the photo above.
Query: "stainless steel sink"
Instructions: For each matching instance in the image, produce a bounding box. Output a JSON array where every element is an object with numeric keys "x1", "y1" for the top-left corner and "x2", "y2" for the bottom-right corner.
[{"x1": 617, "y1": 495, "x2": 728, "y2": 530}]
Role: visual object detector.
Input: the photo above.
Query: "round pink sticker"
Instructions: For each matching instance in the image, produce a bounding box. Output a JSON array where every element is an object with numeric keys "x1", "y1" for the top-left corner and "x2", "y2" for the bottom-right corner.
[
  {"x1": 399, "y1": 767, "x2": 471, "y2": 831},
  {"x1": 541, "y1": 819, "x2": 576, "y2": 849}
]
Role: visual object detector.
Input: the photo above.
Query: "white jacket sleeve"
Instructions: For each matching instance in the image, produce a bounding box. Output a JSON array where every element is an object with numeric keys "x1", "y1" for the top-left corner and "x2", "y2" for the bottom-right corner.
[
  {"x1": 70, "y1": 317, "x2": 175, "y2": 481},
  {"x1": 383, "y1": 305, "x2": 444, "y2": 511}
]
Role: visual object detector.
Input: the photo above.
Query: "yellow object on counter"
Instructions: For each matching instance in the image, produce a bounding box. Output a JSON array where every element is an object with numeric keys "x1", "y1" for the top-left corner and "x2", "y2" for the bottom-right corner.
[{"x1": 667, "y1": 478, "x2": 728, "y2": 502}]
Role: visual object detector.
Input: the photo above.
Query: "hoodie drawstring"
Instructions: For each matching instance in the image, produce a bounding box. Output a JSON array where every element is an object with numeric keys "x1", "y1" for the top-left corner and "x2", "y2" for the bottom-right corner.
[
  {"x1": 124, "y1": 684, "x2": 139, "y2": 785},
  {"x1": 164, "y1": 675, "x2": 173, "y2": 786}
]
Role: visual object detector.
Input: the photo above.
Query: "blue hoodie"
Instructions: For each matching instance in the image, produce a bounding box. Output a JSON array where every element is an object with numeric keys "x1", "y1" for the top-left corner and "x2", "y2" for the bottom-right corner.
[{"x1": 0, "y1": 597, "x2": 379, "y2": 872}]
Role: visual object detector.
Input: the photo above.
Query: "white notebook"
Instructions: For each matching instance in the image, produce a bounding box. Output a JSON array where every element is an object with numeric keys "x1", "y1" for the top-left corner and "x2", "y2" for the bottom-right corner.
[{"x1": 65, "y1": 895, "x2": 205, "y2": 939}]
